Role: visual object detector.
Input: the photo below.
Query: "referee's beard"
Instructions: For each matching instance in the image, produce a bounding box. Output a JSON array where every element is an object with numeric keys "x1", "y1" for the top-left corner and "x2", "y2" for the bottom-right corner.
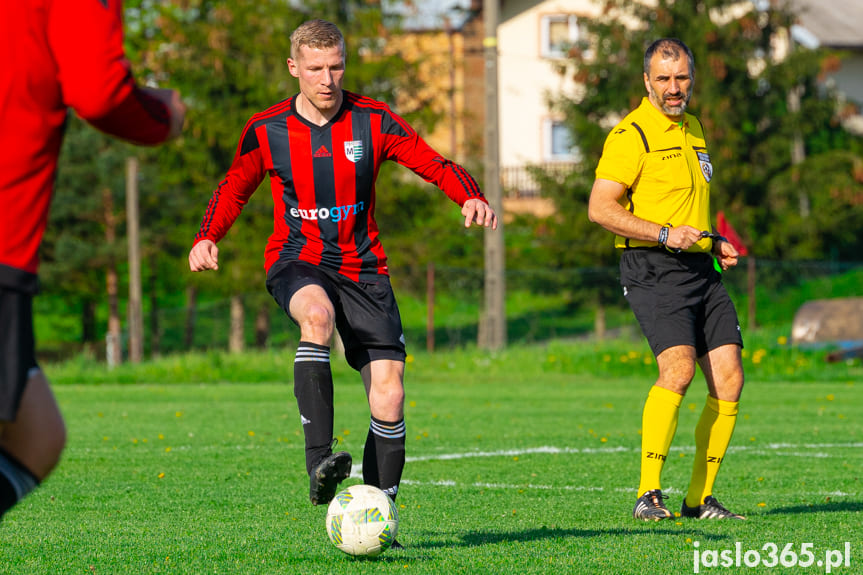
[{"x1": 648, "y1": 85, "x2": 691, "y2": 119}]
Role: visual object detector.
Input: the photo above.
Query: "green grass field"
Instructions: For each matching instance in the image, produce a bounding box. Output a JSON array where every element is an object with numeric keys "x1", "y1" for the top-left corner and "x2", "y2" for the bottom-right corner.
[{"x1": 1, "y1": 342, "x2": 861, "y2": 574}]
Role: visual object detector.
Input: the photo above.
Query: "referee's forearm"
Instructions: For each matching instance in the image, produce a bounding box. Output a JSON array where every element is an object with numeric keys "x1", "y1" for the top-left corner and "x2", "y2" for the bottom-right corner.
[{"x1": 590, "y1": 201, "x2": 663, "y2": 242}]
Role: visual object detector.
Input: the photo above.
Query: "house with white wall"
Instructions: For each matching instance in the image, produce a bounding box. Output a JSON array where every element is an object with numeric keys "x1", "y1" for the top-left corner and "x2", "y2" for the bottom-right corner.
[
  {"x1": 787, "y1": 0, "x2": 863, "y2": 134},
  {"x1": 497, "y1": 0, "x2": 600, "y2": 199}
]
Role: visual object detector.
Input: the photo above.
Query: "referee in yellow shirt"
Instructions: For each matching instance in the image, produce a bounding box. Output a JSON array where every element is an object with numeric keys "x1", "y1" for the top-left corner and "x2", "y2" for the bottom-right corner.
[{"x1": 589, "y1": 38, "x2": 745, "y2": 521}]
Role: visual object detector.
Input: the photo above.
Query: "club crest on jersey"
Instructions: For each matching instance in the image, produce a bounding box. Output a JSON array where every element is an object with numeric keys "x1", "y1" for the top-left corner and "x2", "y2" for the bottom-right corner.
[
  {"x1": 344, "y1": 140, "x2": 364, "y2": 163},
  {"x1": 697, "y1": 151, "x2": 713, "y2": 182}
]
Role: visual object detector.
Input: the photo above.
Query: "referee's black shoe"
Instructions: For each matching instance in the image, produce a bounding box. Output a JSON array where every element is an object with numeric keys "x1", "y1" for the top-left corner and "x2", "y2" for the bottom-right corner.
[
  {"x1": 681, "y1": 495, "x2": 746, "y2": 520},
  {"x1": 309, "y1": 451, "x2": 352, "y2": 505},
  {"x1": 633, "y1": 489, "x2": 673, "y2": 521}
]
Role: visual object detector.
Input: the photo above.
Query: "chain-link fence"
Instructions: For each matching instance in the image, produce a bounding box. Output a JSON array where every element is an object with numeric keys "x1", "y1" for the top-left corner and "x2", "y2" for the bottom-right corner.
[{"x1": 36, "y1": 258, "x2": 863, "y2": 362}]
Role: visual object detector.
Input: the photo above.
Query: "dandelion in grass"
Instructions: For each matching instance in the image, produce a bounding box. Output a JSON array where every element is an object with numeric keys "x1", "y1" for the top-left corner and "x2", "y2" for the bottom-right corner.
[
  {"x1": 826, "y1": 394, "x2": 835, "y2": 401},
  {"x1": 777, "y1": 335, "x2": 788, "y2": 345},
  {"x1": 758, "y1": 502, "x2": 766, "y2": 507},
  {"x1": 406, "y1": 354, "x2": 414, "y2": 364},
  {"x1": 248, "y1": 431, "x2": 255, "y2": 437},
  {"x1": 158, "y1": 472, "x2": 165, "y2": 479}
]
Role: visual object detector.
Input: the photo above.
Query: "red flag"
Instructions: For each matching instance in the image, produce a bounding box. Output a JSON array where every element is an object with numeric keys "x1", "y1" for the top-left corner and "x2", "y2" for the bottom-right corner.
[{"x1": 716, "y1": 211, "x2": 748, "y2": 256}]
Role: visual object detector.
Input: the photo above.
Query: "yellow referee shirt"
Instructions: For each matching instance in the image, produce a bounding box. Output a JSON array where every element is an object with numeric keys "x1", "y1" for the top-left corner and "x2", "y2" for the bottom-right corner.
[{"x1": 595, "y1": 97, "x2": 713, "y2": 252}]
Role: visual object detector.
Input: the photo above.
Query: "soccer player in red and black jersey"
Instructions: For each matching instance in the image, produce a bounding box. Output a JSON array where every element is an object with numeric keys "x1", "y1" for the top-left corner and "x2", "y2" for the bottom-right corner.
[
  {"x1": 189, "y1": 20, "x2": 496, "y2": 516},
  {"x1": 0, "y1": 0, "x2": 186, "y2": 519}
]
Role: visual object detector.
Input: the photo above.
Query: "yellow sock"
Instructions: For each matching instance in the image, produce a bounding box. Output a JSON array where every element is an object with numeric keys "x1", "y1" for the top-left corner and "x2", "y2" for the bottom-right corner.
[
  {"x1": 637, "y1": 386, "x2": 683, "y2": 498},
  {"x1": 685, "y1": 395, "x2": 739, "y2": 507}
]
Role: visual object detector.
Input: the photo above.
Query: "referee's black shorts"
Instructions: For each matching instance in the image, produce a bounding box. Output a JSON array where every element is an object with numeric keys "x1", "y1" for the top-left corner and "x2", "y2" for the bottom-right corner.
[
  {"x1": 620, "y1": 248, "x2": 743, "y2": 358},
  {"x1": 0, "y1": 288, "x2": 38, "y2": 422},
  {"x1": 266, "y1": 260, "x2": 407, "y2": 372}
]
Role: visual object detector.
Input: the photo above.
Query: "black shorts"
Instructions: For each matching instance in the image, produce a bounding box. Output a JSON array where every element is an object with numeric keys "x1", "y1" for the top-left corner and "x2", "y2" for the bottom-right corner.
[
  {"x1": 0, "y1": 288, "x2": 38, "y2": 422},
  {"x1": 620, "y1": 248, "x2": 743, "y2": 358},
  {"x1": 266, "y1": 260, "x2": 406, "y2": 371}
]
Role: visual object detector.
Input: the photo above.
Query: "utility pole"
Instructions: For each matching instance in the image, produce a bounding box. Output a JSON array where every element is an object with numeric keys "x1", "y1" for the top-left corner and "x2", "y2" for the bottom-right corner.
[
  {"x1": 126, "y1": 157, "x2": 143, "y2": 363},
  {"x1": 479, "y1": 0, "x2": 506, "y2": 350}
]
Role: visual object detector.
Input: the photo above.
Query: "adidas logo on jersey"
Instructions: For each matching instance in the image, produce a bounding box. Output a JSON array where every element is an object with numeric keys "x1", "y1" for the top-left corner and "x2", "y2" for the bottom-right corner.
[{"x1": 313, "y1": 145, "x2": 332, "y2": 158}]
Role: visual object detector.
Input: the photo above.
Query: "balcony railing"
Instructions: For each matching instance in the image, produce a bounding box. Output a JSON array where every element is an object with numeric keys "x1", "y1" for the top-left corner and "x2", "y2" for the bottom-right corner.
[{"x1": 500, "y1": 163, "x2": 576, "y2": 198}]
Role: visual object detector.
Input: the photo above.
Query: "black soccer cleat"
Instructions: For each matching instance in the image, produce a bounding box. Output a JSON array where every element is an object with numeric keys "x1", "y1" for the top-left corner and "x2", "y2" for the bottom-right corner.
[
  {"x1": 309, "y1": 451, "x2": 352, "y2": 506},
  {"x1": 633, "y1": 489, "x2": 673, "y2": 521},
  {"x1": 681, "y1": 495, "x2": 746, "y2": 520}
]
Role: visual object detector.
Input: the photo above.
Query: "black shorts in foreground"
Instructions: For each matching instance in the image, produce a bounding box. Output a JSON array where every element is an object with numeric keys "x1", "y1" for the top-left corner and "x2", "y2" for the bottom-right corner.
[
  {"x1": 0, "y1": 288, "x2": 38, "y2": 422},
  {"x1": 620, "y1": 248, "x2": 743, "y2": 358},
  {"x1": 266, "y1": 260, "x2": 406, "y2": 371}
]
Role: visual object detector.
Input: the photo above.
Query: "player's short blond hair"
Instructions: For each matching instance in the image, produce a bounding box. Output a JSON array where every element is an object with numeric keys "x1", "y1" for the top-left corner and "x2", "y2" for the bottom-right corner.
[{"x1": 290, "y1": 19, "x2": 345, "y2": 61}]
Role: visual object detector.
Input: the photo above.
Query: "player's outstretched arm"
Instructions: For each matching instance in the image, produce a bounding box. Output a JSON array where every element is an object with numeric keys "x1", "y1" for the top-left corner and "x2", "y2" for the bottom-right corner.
[
  {"x1": 461, "y1": 198, "x2": 498, "y2": 230},
  {"x1": 138, "y1": 87, "x2": 186, "y2": 140},
  {"x1": 189, "y1": 240, "x2": 219, "y2": 272}
]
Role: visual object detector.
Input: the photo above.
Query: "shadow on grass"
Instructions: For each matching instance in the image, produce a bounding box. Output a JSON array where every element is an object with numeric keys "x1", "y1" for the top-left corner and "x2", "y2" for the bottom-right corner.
[
  {"x1": 411, "y1": 525, "x2": 731, "y2": 550},
  {"x1": 761, "y1": 500, "x2": 863, "y2": 516}
]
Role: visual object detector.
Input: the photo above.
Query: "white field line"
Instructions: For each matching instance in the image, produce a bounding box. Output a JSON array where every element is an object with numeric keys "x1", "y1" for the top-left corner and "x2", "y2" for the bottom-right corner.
[
  {"x1": 397, "y1": 441, "x2": 863, "y2": 463},
  {"x1": 348, "y1": 442, "x2": 863, "y2": 494}
]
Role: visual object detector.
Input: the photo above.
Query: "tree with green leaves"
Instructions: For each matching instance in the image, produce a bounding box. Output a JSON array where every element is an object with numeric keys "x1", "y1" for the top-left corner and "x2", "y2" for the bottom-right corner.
[{"x1": 534, "y1": 0, "x2": 862, "y2": 331}]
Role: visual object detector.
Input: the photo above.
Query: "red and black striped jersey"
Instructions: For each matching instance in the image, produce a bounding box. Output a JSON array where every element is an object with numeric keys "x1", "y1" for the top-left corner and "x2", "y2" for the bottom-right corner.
[
  {"x1": 193, "y1": 91, "x2": 485, "y2": 282},
  {"x1": 0, "y1": 0, "x2": 173, "y2": 292}
]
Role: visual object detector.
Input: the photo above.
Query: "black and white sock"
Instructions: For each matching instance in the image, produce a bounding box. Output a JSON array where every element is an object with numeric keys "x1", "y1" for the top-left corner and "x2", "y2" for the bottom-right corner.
[
  {"x1": 293, "y1": 342, "x2": 334, "y2": 475},
  {"x1": 0, "y1": 447, "x2": 39, "y2": 518},
  {"x1": 363, "y1": 416, "x2": 406, "y2": 501}
]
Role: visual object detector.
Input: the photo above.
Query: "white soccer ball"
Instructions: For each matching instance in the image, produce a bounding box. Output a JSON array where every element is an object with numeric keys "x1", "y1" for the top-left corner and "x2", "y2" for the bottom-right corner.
[{"x1": 325, "y1": 484, "x2": 399, "y2": 557}]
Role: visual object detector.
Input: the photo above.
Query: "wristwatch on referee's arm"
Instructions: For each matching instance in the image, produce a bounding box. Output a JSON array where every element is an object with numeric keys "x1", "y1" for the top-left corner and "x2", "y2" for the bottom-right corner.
[{"x1": 658, "y1": 224, "x2": 680, "y2": 253}]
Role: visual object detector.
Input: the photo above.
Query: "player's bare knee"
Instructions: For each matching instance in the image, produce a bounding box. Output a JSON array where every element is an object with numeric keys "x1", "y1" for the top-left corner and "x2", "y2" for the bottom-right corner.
[
  {"x1": 657, "y1": 363, "x2": 696, "y2": 393},
  {"x1": 47, "y1": 419, "x2": 67, "y2": 468},
  {"x1": 372, "y1": 381, "x2": 405, "y2": 413},
  {"x1": 299, "y1": 304, "x2": 335, "y2": 341}
]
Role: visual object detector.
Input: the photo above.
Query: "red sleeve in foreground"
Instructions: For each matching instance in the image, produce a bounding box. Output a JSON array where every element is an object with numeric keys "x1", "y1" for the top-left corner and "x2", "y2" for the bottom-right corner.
[{"x1": 48, "y1": 0, "x2": 171, "y2": 145}]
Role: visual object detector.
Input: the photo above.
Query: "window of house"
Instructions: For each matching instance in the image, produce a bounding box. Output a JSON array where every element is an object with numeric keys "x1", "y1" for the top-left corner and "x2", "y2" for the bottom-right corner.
[
  {"x1": 541, "y1": 14, "x2": 580, "y2": 59},
  {"x1": 544, "y1": 119, "x2": 579, "y2": 161}
]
